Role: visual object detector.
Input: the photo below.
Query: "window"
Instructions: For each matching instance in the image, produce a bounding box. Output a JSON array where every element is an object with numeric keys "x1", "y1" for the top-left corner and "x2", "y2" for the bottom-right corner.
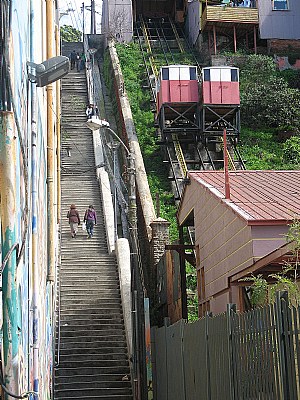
[
  {"x1": 231, "y1": 69, "x2": 238, "y2": 82},
  {"x1": 272, "y1": 0, "x2": 288, "y2": 10},
  {"x1": 162, "y1": 68, "x2": 169, "y2": 80},
  {"x1": 203, "y1": 69, "x2": 210, "y2": 81},
  {"x1": 190, "y1": 67, "x2": 197, "y2": 81}
]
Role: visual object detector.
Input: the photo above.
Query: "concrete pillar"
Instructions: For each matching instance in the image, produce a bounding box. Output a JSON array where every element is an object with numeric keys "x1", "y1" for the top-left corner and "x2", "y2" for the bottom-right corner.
[{"x1": 150, "y1": 218, "x2": 170, "y2": 266}]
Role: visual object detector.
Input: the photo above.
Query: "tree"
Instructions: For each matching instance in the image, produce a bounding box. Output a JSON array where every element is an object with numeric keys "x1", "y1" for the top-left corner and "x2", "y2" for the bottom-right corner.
[
  {"x1": 60, "y1": 25, "x2": 82, "y2": 42},
  {"x1": 236, "y1": 54, "x2": 300, "y2": 134}
]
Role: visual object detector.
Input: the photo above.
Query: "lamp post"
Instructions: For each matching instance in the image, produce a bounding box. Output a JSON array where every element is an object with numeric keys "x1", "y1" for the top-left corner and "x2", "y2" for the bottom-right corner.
[{"x1": 86, "y1": 119, "x2": 137, "y2": 230}]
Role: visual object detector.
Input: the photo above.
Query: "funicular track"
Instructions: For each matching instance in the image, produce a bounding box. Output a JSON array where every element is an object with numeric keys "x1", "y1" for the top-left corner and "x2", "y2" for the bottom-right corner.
[{"x1": 134, "y1": 16, "x2": 245, "y2": 201}]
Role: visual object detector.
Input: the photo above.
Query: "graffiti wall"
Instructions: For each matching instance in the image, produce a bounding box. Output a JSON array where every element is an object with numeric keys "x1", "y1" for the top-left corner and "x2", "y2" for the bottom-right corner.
[{"x1": 0, "y1": 0, "x2": 59, "y2": 398}]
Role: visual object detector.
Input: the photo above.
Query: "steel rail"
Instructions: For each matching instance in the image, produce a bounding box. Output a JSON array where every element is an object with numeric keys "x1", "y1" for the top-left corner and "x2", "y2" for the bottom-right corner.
[
  {"x1": 166, "y1": 144, "x2": 182, "y2": 200},
  {"x1": 140, "y1": 16, "x2": 159, "y2": 78},
  {"x1": 158, "y1": 20, "x2": 176, "y2": 65},
  {"x1": 232, "y1": 139, "x2": 246, "y2": 170},
  {"x1": 220, "y1": 137, "x2": 236, "y2": 170},
  {"x1": 168, "y1": 16, "x2": 185, "y2": 53},
  {"x1": 134, "y1": 21, "x2": 157, "y2": 102},
  {"x1": 176, "y1": 23, "x2": 202, "y2": 72},
  {"x1": 153, "y1": 19, "x2": 170, "y2": 65},
  {"x1": 172, "y1": 133, "x2": 188, "y2": 178}
]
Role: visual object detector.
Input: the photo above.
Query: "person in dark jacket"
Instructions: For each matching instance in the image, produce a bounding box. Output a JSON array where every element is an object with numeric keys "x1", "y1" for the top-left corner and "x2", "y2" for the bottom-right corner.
[
  {"x1": 84, "y1": 205, "x2": 97, "y2": 238},
  {"x1": 69, "y1": 50, "x2": 77, "y2": 70},
  {"x1": 85, "y1": 104, "x2": 99, "y2": 119},
  {"x1": 67, "y1": 204, "x2": 80, "y2": 238}
]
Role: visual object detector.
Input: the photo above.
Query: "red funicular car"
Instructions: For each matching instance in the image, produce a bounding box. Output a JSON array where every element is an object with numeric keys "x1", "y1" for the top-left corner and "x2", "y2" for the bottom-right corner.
[
  {"x1": 156, "y1": 65, "x2": 200, "y2": 137},
  {"x1": 201, "y1": 66, "x2": 240, "y2": 105}
]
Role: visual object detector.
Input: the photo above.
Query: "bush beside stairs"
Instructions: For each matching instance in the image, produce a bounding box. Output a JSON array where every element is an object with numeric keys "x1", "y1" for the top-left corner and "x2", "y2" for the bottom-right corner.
[{"x1": 54, "y1": 42, "x2": 133, "y2": 400}]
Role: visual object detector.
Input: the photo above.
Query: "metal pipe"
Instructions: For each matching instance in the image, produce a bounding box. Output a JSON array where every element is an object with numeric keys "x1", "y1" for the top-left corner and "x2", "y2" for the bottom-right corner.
[
  {"x1": 213, "y1": 25, "x2": 217, "y2": 55},
  {"x1": 30, "y1": 1, "x2": 39, "y2": 396},
  {"x1": 0, "y1": 111, "x2": 19, "y2": 396},
  {"x1": 55, "y1": 24, "x2": 61, "y2": 224},
  {"x1": 46, "y1": 0, "x2": 55, "y2": 282},
  {"x1": 233, "y1": 25, "x2": 237, "y2": 53},
  {"x1": 31, "y1": 84, "x2": 39, "y2": 399},
  {"x1": 224, "y1": 128, "x2": 231, "y2": 199}
]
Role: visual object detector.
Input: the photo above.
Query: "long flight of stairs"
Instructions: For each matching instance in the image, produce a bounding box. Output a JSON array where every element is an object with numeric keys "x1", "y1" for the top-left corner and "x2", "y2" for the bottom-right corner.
[{"x1": 54, "y1": 42, "x2": 133, "y2": 400}]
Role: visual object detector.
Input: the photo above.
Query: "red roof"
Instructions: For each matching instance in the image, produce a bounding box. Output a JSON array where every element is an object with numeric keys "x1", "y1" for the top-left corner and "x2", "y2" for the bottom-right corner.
[{"x1": 189, "y1": 170, "x2": 300, "y2": 224}]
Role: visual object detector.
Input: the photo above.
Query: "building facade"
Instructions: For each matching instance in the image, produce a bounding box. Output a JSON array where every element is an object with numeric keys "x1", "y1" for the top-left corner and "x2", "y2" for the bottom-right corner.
[
  {"x1": 0, "y1": 0, "x2": 61, "y2": 398},
  {"x1": 177, "y1": 170, "x2": 300, "y2": 316}
]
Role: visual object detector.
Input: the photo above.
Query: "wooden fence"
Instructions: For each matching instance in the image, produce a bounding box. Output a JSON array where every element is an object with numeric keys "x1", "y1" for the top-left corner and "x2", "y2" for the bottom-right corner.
[{"x1": 151, "y1": 292, "x2": 300, "y2": 400}]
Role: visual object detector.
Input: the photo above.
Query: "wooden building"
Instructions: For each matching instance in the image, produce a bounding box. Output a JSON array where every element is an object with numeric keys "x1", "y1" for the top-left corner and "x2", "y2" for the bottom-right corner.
[
  {"x1": 186, "y1": 0, "x2": 259, "y2": 56},
  {"x1": 177, "y1": 170, "x2": 300, "y2": 315}
]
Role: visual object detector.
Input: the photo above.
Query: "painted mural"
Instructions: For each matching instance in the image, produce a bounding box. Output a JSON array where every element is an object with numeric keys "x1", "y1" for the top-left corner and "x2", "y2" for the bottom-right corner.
[{"x1": 0, "y1": 0, "x2": 59, "y2": 398}]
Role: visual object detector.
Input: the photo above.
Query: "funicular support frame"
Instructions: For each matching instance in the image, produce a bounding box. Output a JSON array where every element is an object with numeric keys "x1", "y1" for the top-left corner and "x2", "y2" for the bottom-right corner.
[
  {"x1": 159, "y1": 102, "x2": 200, "y2": 141},
  {"x1": 201, "y1": 104, "x2": 240, "y2": 138}
]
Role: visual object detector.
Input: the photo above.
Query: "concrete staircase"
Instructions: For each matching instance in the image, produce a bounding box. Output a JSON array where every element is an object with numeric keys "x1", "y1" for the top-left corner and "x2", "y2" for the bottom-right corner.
[{"x1": 54, "y1": 42, "x2": 133, "y2": 400}]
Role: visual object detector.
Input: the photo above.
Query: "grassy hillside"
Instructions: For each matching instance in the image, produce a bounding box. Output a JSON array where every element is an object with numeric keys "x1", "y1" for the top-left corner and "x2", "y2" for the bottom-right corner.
[{"x1": 109, "y1": 43, "x2": 300, "y2": 320}]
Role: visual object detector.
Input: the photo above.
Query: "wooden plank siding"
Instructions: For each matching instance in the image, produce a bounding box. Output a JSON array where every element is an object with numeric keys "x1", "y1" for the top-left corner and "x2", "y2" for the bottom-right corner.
[
  {"x1": 181, "y1": 180, "x2": 254, "y2": 299},
  {"x1": 201, "y1": 5, "x2": 258, "y2": 30},
  {"x1": 251, "y1": 225, "x2": 287, "y2": 260}
]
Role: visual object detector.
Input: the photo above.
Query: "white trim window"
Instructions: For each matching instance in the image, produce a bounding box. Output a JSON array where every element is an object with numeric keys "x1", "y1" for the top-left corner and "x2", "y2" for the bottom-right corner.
[{"x1": 272, "y1": 0, "x2": 289, "y2": 10}]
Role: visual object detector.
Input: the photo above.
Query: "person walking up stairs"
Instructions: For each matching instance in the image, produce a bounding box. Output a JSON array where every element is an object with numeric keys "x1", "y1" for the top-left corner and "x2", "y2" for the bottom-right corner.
[{"x1": 54, "y1": 42, "x2": 133, "y2": 400}]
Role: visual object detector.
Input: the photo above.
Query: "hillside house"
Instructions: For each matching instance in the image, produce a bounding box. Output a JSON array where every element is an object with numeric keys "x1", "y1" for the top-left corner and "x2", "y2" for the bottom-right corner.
[
  {"x1": 177, "y1": 170, "x2": 300, "y2": 316},
  {"x1": 258, "y1": 0, "x2": 300, "y2": 53}
]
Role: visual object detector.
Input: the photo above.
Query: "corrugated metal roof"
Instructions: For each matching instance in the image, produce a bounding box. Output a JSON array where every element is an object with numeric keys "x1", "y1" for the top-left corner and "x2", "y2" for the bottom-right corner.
[{"x1": 189, "y1": 170, "x2": 300, "y2": 224}]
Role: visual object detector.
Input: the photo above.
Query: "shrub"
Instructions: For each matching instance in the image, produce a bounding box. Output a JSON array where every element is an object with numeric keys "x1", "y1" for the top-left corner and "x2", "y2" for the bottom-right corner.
[
  {"x1": 280, "y1": 69, "x2": 300, "y2": 89},
  {"x1": 282, "y1": 136, "x2": 300, "y2": 165},
  {"x1": 241, "y1": 74, "x2": 300, "y2": 132}
]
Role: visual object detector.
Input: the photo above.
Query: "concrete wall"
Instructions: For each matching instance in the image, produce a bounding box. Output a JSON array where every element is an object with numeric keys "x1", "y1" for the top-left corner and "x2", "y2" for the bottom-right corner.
[
  {"x1": 102, "y1": 0, "x2": 133, "y2": 42},
  {"x1": 107, "y1": 41, "x2": 156, "y2": 239},
  {"x1": 258, "y1": 0, "x2": 300, "y2": 39},
  {"x1": 185, "y1": 0, "x2": 201, "y2": 46}
]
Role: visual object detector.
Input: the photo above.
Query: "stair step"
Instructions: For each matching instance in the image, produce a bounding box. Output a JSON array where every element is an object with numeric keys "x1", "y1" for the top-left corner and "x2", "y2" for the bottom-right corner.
[
  {"x1": 55, "y1": 387, "x2": 132, "y2": 398},
  {"x1": 58, "y1": 340, "x2": 127, "y2": 350},
  {"x1": 55, "y1": 365, "x2": 131, "y2": 377},
  {"x1": 58, "y1": 346, "x2": 127, "y2": 355},
  {"x1": 60, "y1": 304, "x2": 122, "y2": 311},
  {"x1": 55, "y1": 380, "x2": 131, "y2": 390},
  {"x1": 56, "y1": 53, "x2": 132, "y2": 399},
  {"x1": 55, "y1": 395, "x2": 133, "y2": 400}
]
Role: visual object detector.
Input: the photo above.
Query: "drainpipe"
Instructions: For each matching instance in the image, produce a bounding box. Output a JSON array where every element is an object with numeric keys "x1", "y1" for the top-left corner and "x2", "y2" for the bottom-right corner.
[
  {"x1": 31, "y1": 85, "x2": 39, "y2": 399},
  {"x1": 223, "y1": 128, "x2": 231, "y2": 199},
  {"x1": 55, "y1": 24, "x2": 61, "y2": 224},
  {"x1": 46, "y1": 0, "x2": 55, "y2": 282},
  {"x1": 0, "y1": 111, "x2": 19, "y2": 396},
  {"x1": 30, "y1": 1, "x2": 39, "y2": 397}
]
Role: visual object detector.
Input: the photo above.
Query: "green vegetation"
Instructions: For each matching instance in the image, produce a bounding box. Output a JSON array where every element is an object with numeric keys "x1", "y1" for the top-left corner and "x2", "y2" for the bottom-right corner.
[
  {"x1": 236, "y1": 54, "x2": 300, "y2": 134},
  {"x1": 111, "y1": 44, "x2": 300, "y2": 318},
  {"x1": 239, "y1": 128, "x2": 300, "y2": 170},
  {"x1": 186, "y1": 263, "x2": 198, "y2": 321},
  {"x1": 115, "y1": 46, "x2": 300, "y2": 233},
  {"x1": 60, "y1": 25, "x2": 82, "y2": 42},
  {"x1": 115, "y1": 42, "x2": 180, "y2": 241}
]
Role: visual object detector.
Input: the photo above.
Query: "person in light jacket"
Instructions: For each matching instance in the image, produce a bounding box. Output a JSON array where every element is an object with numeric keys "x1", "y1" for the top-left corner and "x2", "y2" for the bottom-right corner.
[
  {"x1": 67, "y1": 204, "x2": 80, "y2": 238},
  {"x1": 84, "y1": 205, "x2": 97, "y2": 238}
]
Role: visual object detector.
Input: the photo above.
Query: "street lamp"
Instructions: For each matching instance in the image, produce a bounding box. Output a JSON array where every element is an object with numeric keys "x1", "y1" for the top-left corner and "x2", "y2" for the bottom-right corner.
[{"x1": 86, "y1": 119, "x2": 137, "y2": 229}]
